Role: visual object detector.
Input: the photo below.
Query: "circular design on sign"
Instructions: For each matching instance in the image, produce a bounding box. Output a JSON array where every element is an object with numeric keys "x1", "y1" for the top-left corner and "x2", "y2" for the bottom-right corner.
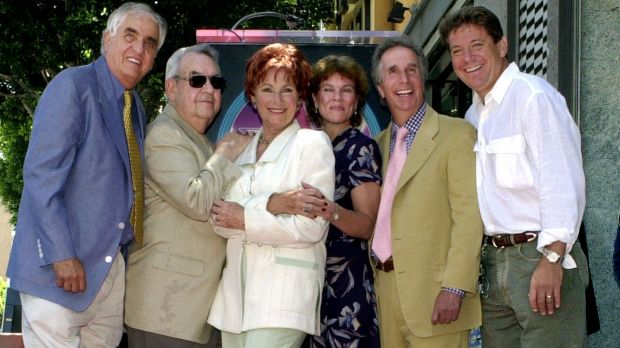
[{"x1": 217, "y1": 92, "x2": 381, "y2": 140}]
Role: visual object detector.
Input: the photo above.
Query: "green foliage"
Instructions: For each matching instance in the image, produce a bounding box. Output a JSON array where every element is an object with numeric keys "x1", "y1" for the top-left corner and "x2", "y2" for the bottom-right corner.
[
  {"x1": 0, "y1": 0, "x2": 332, "y2": 223},
  {"x1": 0, "y1": 277, "x2": 7, "y2": 321}
]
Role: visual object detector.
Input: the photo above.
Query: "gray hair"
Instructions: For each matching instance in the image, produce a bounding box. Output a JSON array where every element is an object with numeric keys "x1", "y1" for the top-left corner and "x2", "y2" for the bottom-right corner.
[
  {"x1": 165, "y1": 44, "x2": 221, "y2": 80},
  {"x1": 100, "y1": 2, "x2": 167, "y2": 55},
  {"x1": 371, "y1": 36, "x2": 428, "y2": 85}
]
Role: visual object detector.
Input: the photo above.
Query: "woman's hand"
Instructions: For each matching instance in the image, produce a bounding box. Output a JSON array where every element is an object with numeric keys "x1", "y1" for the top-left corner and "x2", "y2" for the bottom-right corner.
[
  {"x1": 267, "y1": 182, "x2": 330, "y2": 219},
  {"x1": 212, "y1": 199, "x2": 245, "y2": 230},
  {"x1": 300, "y1": 183, "x2": 339, "y2": 222}
]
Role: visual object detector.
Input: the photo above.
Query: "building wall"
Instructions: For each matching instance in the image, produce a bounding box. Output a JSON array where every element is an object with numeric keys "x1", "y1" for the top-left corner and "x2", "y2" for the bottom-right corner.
[
  {"x1": 580, "y1": 1, "x2": 620, "y2": 347},
  {"x1": 0, "y1": 205, "x2": 13, "y2": 278}
]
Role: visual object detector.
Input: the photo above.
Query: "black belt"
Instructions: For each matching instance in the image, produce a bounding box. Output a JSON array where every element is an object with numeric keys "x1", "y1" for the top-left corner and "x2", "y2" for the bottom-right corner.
[
  {"x1": 374, "y1": 257, "x2": 394, "y2": 272},
  {"x1": 485, "y1": 232, "x2": 538, "y2": 248}
]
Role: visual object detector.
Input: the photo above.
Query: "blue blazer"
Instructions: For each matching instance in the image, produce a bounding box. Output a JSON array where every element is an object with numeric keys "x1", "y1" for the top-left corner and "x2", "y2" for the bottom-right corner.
[{"x1": 7, "y1": 56, "x2": 146, "y2": 311}]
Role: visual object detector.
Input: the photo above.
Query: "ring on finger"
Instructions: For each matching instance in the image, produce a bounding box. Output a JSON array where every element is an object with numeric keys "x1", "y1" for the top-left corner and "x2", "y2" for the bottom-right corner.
[
  {"x1": 546, "y1": 295, "x2": 552, "y2": 299},
  {"x1": 213, "y1": 215, "x2": 218, "y2": 223},
  {"x1": 303, "y1": 205, "x2": 311, "y2": 213}
]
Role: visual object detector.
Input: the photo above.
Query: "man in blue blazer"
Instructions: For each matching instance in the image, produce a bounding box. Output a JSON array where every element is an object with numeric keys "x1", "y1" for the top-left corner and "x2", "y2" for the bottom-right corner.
[{"x1": 6, "y1": 3, "x2": 166, "y2": 346}]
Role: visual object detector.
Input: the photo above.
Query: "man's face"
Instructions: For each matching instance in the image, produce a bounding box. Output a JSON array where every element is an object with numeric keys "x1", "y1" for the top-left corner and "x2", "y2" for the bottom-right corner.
[
  {"x1": 167, "y1": 53, "x2": 222, "y2": 131},
  {"x1": 103, "y1": 12, "x2": 160, "y2": 89},
  {"x1": 376, "y1": 46, "x2": 425, "y2": 125},
  {"x1": 447, "y1": 24, "x2": 508, "y2": 100}
]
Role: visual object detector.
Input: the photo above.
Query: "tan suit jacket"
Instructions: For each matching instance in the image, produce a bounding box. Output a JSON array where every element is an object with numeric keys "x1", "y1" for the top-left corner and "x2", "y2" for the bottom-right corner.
[
  {"x1": 374, "y1": 106, "x2": 483, "y2": 337},
  {"x1": 124, "y1": 105, "x2": 242, "y2": 344}
]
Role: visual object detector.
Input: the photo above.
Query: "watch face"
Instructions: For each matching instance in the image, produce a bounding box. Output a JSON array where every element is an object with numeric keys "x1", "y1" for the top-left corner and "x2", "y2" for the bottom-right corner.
[{"x1": 544, "y1": 249, "x2": 561, "y2": 263}]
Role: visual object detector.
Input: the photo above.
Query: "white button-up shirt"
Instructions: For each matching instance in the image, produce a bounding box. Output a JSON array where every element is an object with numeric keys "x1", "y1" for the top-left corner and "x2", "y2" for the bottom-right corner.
[{"x1": 466, "y1": 62, "x2": 585, "y2": 268}]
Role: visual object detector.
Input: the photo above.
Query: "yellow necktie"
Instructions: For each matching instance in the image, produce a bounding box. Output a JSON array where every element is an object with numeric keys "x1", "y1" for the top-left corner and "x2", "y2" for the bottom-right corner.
[{"x1": 124, "y1": 91, "x2": 144, "y2": 247}]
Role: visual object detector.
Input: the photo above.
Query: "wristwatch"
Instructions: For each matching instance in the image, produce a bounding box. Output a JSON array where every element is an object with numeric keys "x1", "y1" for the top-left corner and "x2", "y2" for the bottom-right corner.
[{"x1": 542, "y1": 248, "x2": 564, "y2": 264}]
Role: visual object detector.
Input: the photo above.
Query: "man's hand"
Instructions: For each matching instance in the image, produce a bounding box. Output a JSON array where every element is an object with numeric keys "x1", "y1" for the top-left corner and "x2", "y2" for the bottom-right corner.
[
  {"x1": 212, "y1": 199, "x2": 245, "y2": 230},
  {"x1": 53, "y1": 258, "x2": 86, "y2": 293},
  {"x1": 214, "y1": 132, "x2": 252, "y2": 161},
  {"x1": 529, "y1": 259, "x2": 563, "y2": 315},
  {"x1": 431, "y1": 290, "x2": 463, "y2": 325}
]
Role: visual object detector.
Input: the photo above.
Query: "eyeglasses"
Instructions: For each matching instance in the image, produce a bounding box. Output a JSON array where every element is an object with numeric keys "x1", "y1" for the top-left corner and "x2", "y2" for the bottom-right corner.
[{"x1": 176, "y1": 75, "x2": 226, "y2": 90}]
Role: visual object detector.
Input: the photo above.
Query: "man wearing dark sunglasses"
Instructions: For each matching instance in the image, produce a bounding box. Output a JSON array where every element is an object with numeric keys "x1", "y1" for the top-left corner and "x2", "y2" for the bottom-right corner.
[
  {"x1": 177, "y1": 74, "x2": 227, "y2": 90},
  {"x1": 124, "y1": 43, "x2": 251, "y2": 348}
]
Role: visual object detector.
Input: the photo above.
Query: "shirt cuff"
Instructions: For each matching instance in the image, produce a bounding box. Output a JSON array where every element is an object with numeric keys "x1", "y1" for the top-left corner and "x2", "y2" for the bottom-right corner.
[{"x1": 442, "y1": 287, "x2": 465, "y2": 298}]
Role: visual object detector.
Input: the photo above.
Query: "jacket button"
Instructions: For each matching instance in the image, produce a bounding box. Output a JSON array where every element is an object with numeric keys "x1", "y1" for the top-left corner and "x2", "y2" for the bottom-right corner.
[
  {"x1": 118, "y1": 222, "x2": 125, "y2": 229},
  {"x1": 105, "y1": 256, "x2": 113, "y2": 263}
]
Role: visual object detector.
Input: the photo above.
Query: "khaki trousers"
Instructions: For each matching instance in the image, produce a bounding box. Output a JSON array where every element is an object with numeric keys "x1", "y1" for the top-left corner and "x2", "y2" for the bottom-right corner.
[
  {"x1": 20, "y1": 251, "x2": 125, "y2": 348},
  {"x1": 375, "y1": 268, "x2": 469, "y2": 348}
]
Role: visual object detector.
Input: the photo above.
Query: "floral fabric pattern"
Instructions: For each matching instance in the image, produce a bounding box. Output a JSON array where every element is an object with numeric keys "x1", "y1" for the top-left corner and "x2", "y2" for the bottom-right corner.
[{"x1": 309, "y1": 127, "x2": 382, "y2": 348}]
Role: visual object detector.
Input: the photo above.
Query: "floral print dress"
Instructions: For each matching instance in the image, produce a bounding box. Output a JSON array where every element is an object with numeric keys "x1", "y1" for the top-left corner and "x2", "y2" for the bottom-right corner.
[{"x1": 309, "y1": 127, "x2": 382, "y2": 348}]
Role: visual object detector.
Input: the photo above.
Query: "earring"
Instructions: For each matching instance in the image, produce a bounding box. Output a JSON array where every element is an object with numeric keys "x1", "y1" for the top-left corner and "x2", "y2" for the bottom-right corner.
[{"x1": 252, "y1": 101, "x2": 257, "y2": 109}]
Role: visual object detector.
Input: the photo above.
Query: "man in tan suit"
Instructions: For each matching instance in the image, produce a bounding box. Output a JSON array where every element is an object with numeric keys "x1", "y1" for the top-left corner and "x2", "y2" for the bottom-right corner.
[
  {"x1": 370, "y1": 36, "x2": 483, "y2": 347},
  {"x1": 124, "y1": 44, "x2": 250, "y2": 347}
]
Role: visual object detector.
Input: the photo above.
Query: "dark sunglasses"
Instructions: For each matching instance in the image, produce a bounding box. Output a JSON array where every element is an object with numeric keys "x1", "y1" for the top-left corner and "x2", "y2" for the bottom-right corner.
[{"x1": 177, "y1": 75, "x2": 226, "y2": 90}]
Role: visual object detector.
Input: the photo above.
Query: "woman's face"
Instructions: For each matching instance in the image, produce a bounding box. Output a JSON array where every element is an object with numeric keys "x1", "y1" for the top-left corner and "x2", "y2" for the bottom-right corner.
[
  {"x1": 250, "y1": 69, "x2": 300, "y2": 135},
  {"x1": 312, "y1": 72, "x2": 358, "y2": 126}
]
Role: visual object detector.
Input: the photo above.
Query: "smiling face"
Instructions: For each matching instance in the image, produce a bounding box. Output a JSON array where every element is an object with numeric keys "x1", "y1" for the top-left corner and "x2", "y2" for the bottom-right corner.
[
  {"x1": 447, "y1": 24, "x2": 508, "y2": 100},
  {"x1": 103, "y1": 12, "x2": 160, "y2": 89},
  {"x1": 376, "y1": 46, "x2": 425, "y2": 125},
  {"x1": 313, "y1": 72, "x2": 358, "y2": 128},
  {"x1": 166, "y1": 52, "x2": 221, "y2": 133},
  {"x1": 250, "y1": 68, "x2": 300, "y2": 140}
]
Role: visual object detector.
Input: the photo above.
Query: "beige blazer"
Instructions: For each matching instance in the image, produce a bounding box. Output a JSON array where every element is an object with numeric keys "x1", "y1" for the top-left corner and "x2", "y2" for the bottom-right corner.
[
  {"x1": 208, "y1": 121, "x2": 335, "y2": 335},
  {"x1": 124, "y1": 105, "x2": 242, "y2": 344},
  {"x1": 374, "y1": 106, "x2": 483, "y2": 337}
]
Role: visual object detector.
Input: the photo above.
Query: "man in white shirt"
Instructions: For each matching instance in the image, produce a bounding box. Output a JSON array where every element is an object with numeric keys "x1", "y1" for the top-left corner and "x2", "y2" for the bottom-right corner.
[{"x1": 439, "y1": 6, "x2": 588, "y2": 348}]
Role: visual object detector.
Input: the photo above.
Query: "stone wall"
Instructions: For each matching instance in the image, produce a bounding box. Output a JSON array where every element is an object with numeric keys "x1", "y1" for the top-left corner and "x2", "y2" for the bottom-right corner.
[{"x1": 580, "y1": 1, "x2": 620, "y2": 347}]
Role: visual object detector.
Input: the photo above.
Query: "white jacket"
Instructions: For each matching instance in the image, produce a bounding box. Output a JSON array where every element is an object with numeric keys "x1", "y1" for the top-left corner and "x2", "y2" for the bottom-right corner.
[{"x1": 208, "y1": 121, "x2": 335, "y2": 335}]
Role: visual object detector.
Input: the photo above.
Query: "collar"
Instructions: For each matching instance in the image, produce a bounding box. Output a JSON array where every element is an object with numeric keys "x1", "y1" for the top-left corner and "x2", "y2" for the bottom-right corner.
[
  {"x1": 162, "y1": 104, "x2": 209, "y2": 147},
  {"x1": 97, "y1": 56, "x2": 127, "y2": 104},
  {"x1": 473, "y1": 62, "x2": 520, "y2": 107},
  {"x1": 236, "y1": 120, "x2": 301, "y2": 165},
  {"x1": 391, "y1": 103, "x2": 427, "y2": 135}
]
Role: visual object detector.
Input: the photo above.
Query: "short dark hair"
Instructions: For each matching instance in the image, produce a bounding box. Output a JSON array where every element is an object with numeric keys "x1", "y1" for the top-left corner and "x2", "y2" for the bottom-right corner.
[
  {"x1": 307, "y1": 55, "x2": 369, "y2": 128},
  {"x1": 439, "y1": 6, "x2": 504, "y2": 47},
  {"x1": 244, "y1": 43, "x2": 312, "y2": 102}
]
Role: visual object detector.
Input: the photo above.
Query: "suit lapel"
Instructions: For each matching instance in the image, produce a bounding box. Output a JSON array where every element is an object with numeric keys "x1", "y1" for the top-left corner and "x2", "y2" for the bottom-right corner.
[
  {"x1": 95, "y1": 59, "x2": 131, "y2": 176},
  {"x1": 396, "y1": 108, "x2": 439, "y2": 193}
]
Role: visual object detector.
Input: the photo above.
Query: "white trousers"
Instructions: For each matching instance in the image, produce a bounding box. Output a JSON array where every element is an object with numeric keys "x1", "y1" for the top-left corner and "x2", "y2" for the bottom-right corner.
[{"x1": 20, "y1": 251, "x2": 125, "y2": 348}]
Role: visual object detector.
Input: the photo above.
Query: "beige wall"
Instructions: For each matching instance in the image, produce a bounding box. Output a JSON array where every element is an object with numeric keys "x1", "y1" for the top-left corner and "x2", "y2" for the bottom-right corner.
[{"x1": 0, "y1": 205, "x2": 13, "y2": 278}]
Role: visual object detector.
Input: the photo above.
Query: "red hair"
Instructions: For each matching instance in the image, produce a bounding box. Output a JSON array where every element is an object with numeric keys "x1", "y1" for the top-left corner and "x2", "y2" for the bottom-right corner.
[{"x1": 244, "y1": 43, "x2": 312, "y2": 101}]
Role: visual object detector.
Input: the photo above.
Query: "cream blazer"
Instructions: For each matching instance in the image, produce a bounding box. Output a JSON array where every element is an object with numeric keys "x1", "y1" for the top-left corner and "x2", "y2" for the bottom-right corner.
[
  {"x1": 208, "y1": 121, "x2": 335, "y2": 335},
  {"x1": 374, "y1": 106, "x2": 483, "y2": 337},
  {"x1": 125, "y1": 105, "x2": 242, "y2": 344}
]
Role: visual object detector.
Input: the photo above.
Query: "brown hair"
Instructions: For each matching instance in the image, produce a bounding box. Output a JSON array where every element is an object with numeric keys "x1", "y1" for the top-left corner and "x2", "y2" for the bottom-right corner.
[
  {"x1": 244, "y1": 43, "x2": 312, "y2": 102},
  {"x1": 439, "y1": 6, "x2": 504, "y2": 47},
  {"x1": 307, "y1": 55, "x2": 369, "y2": 128}
]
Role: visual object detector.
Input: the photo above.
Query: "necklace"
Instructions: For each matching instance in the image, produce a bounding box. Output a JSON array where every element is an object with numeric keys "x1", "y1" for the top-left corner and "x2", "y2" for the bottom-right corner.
[{"x1": 258, "y1": 134, "x2": 272, "y2": 145}]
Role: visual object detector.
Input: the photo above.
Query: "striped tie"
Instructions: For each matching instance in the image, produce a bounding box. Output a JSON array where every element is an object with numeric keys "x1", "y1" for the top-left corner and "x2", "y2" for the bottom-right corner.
[{"x1": 124, "y1": 91, "x2": 144, "y2": 247}]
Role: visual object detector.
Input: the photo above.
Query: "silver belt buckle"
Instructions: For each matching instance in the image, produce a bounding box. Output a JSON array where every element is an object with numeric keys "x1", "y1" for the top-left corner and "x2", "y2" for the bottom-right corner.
[{"x1": 491, "y1": 236, "x2": 504, "y2": 248}]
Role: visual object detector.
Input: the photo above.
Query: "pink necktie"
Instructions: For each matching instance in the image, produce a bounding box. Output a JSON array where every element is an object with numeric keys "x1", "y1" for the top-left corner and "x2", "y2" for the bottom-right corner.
[{"x1": 372, "y1": 127, "x2": 409, "y2": 262}]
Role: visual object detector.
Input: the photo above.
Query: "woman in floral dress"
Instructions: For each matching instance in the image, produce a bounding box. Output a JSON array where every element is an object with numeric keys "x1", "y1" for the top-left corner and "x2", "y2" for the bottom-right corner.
[{"x1": 305, "y1": 55, "x2": 382, "y2": 348}]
